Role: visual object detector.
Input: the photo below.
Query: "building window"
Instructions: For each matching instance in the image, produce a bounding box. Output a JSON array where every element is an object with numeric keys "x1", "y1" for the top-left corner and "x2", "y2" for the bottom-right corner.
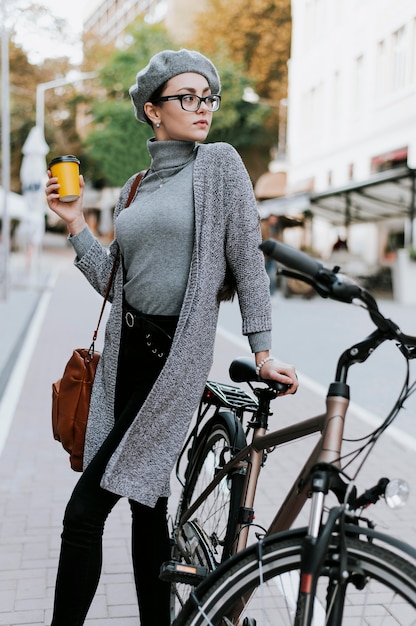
[
  {"x1": 303, "y1": 82, "x2": 324, "y2": 137},
  {"x1": 392, "y1": 25, "x2": 406, "y2": 91},
  {"x1": 353, "y1": 54, "x2": 364, "y2": 112},
  {"x1": 412, "y1": 18, "x2": 416, "y2": 84},
  {"x1": 327, "y1": 170, "x2": 333, "y2": 186},
  {"x1": 376, "y1": 39, "x2": 387, "y2": 97},
  {"x1": 304, "y1": 0, "x2": 326, "y2": 46},
  {"x1": 331, "y1": 70, "x2": 340, "y2": 126}
]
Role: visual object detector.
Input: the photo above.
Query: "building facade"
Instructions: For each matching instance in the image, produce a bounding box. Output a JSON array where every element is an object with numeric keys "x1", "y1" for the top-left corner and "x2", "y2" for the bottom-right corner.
[
  {"x1": 83, "y1": 0, "x2": 204, "y2": 47},
  {"x1": 84, "y1": 0, "x2": 167, "y2": 46},
  {"x1": 283, "y1": 0, "x2": 416, "y2": 279}
]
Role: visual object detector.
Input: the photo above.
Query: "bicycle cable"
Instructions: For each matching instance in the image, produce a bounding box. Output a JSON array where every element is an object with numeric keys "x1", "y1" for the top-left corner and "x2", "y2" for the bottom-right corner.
[{"x1": 339, "y1": 364, "x2": 413, "y2": 477}]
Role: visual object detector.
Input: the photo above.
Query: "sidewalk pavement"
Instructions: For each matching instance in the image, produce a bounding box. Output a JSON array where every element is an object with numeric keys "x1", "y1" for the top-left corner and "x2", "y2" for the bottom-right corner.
[{"x1": 0, "y1": 240, "x2": 415, "y2": 625}]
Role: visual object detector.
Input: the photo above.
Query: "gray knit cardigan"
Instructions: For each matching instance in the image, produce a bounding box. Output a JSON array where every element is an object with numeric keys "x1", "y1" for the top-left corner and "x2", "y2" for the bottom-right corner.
[{"x1": 75, "y1": 141, "x2": 272, "y2": 507}]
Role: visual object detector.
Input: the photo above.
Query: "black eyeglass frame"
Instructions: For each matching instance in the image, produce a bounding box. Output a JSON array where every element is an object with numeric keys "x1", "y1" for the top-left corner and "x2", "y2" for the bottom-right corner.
[{"x1": 157, "y1": 93, "x2": 221, "y2": 112}]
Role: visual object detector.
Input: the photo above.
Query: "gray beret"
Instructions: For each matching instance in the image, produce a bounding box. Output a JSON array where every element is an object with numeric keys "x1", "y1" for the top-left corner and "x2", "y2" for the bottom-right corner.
[{"x1": 129, "y1": 49, "x2": 221, "y2": 123}]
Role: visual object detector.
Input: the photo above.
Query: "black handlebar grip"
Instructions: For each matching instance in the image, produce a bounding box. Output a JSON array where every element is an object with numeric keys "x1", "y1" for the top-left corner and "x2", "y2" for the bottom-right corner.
[{"x1": 260, "y1": 239, "x2": 323, "y2": 279}]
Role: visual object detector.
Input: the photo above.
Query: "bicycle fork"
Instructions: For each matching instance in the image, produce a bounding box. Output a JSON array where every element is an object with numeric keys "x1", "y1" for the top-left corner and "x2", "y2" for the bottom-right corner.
[{"x1": 294, "y1": 386, "x2": 350, "y2": 626}]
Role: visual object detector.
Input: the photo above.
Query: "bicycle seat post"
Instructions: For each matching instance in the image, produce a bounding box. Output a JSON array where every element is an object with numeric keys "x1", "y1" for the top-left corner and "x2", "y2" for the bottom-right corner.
[
  {"x1": 251, "y1": 387, "x2": 276, "y2": 430},
  {"x1": 235, "y1": 387, "x2": 276, "y2": 552}
]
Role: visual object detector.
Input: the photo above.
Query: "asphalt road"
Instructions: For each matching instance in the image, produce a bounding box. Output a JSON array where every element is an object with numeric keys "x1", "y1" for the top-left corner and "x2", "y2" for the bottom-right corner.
[{"x1": 218, "y1": 288, "x2": 416, "y2": 439}]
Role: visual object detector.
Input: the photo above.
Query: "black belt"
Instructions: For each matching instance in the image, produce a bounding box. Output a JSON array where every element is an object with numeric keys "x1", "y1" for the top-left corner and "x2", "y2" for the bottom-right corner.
[
  {"x1": 123, "y1": 308, "x2": 177, "y2": 358},
  {"x1": 124, "y1": 310, "x2": 173, "y2": 339}
]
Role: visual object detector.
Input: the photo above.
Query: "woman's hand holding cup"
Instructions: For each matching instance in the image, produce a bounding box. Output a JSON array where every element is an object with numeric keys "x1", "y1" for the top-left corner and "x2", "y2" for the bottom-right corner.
[{"x1": 45, "y1": 155, "x2": 87, "y2": 236}]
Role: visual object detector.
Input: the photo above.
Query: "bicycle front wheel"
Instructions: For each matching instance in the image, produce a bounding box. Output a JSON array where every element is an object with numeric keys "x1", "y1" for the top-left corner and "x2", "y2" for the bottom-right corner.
[{"x1": 175, "y1": 527, "x2": 416, "y2": 625}]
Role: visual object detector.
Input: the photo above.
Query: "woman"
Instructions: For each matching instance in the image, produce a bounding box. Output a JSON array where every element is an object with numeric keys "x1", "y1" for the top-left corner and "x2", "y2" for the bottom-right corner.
[{"x1": 45, "y1": 49, "x2": 298, "y2": 626}]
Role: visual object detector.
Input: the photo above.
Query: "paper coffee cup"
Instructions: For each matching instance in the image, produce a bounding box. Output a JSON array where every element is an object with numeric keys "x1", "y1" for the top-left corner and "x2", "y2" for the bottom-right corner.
[{"x1": 49, "y1": 155, "x2": 81, "y2": 202}]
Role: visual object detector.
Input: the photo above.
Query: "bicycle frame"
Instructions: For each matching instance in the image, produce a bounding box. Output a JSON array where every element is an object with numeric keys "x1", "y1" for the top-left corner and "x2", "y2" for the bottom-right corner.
[
  {"x1": 177, "y1": 298, "x2": 415, "y2": 558},
  {"x1": 178, "y1": 384, "x2": 349, "y2": 553}
]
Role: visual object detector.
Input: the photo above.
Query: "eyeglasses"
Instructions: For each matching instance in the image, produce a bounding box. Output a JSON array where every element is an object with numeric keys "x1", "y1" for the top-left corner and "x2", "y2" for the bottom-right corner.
[{"x1": 158, "y1": 93, "x2": 221, "y2": 112}]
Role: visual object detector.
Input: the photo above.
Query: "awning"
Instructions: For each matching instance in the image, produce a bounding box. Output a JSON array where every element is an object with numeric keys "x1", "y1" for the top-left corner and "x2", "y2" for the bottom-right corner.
[
  {"x1": 254, "y1": 171, "x2": 287, "y2": 200},
  {"x1": 310, "y1": 166, "x2": 416, "y2": 227},
  {"x1": 257, "y1": 191, "x2": 310, "y2": 219},
  {"x1": 257, "y1": 165, "x2": 416, "y2": 245}
]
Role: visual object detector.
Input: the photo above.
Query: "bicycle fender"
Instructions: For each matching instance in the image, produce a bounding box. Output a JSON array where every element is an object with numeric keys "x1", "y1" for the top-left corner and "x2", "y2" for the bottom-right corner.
[
  {"x1": 183, "y1": 411, "x2": 247, "y2": 485},
  {"x1": 342, "y1": 522, "x2": 416, "y2": 559},
  {"x1": 262, "y1": 522, "x2": 416, "y2": 561},
  {"x1": 197, "y1": 411, "x2": 247, "y2": 456}
]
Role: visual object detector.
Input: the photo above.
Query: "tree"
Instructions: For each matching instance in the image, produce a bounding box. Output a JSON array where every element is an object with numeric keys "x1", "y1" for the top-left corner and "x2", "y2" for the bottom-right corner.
[
  {"x1": 4, "y1": 40, "x2": 77, "y2": 190},
  {"x1": 6, "y1": 41, "x2": 40, "y2": 189},
  {"x1": 184, "y1": 0, "x2": 292, "y2": 175},
  {"x1": 189, "y1": 0, "x2": 291, "y2": 102},
  {"x1": 203, "y1": 47, "x2": 275, "y2": 178}
]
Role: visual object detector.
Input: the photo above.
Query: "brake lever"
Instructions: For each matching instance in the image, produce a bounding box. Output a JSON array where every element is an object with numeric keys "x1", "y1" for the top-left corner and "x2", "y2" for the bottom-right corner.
[
  {"x1": 278, "y1": 266, "x2": 362, "y2": 302},
  {"x1": 398, "y1": 343, "x2": 416, "y2": 360},
  {"x1": 278, "y1": 268, "x2": 332, "y2": 298}
]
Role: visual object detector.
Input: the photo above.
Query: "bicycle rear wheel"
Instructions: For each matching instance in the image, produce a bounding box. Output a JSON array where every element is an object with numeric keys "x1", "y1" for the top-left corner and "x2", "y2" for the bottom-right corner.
[
  {"x1": 170, "y1": 412, "x2": 246, "y2": 618},
  {"x1": 174, "y1": 526, "x2": 416, "y2": 625}
]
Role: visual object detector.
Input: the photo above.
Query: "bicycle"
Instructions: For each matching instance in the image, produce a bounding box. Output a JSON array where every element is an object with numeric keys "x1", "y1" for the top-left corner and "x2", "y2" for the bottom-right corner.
[{"x1": 163, "y1": 239, "x2": 416, "y2": 625}]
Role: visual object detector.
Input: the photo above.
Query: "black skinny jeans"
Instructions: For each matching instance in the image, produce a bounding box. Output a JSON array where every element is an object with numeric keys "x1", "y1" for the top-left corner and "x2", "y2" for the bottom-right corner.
[{"x1": 51, "y1": 312, "x2": 178, "y2": 626}]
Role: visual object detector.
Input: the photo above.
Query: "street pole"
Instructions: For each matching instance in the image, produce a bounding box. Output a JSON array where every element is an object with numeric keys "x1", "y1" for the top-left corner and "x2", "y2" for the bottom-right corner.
[
  {"x1": 1, "y1": 0, "x2": 11, "y2": 300},
  {"x1": 35, "y1": 72, "x2": 98, "y2": 139}
]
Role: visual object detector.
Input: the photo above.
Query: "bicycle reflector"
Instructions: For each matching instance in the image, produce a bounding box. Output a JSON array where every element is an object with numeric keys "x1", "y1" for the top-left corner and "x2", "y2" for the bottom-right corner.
[{"x1": 385, "y1": 479, "x2": 410, "y2": 509}]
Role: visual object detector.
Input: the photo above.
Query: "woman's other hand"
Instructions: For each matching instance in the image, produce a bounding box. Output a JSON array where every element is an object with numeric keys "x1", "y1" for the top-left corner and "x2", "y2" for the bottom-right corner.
[{"x1": 257, "y1": 356, "x2": 298, "y2": 396}]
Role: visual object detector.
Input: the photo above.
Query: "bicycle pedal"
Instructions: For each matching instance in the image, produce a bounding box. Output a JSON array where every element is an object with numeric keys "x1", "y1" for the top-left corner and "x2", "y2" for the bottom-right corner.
[{"x1": 160, "y1": 560, "x2": 209, "y2": 585}]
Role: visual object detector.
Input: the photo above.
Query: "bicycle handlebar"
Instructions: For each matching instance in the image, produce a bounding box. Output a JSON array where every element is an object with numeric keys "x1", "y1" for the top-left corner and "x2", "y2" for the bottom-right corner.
[
  {"x1": 260, "y1": 239, "x2": 324, "y2": 278},
  {"x1": 260, "y1": 239, "x2": 366, "y2": 304},
  {"x1": 260, "y1": 239, "x2": 416, "y2": 357}
]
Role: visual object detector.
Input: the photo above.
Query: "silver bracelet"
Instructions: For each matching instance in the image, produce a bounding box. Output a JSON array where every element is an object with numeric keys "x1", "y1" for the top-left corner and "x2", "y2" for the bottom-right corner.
[{"x1": 255, "y1": 356, "x2": 274, "y2": 376}]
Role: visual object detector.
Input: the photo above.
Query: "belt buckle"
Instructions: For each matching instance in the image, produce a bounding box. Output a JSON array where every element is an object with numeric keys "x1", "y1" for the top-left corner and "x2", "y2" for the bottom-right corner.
[{"x1": 125, "y1": 311, "x2": 135, "y2": 328}]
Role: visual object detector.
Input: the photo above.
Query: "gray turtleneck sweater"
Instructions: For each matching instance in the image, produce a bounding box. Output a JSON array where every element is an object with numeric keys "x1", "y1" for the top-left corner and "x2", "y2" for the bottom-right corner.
[{"x1": 115, "y1": 139, "x2": 197, "y2": 315}]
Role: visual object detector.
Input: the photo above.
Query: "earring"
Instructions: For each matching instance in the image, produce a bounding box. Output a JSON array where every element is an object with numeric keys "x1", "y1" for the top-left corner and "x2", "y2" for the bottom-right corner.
[{"x1": 156, "y1": 122, "x2": 161, "y2": 128}]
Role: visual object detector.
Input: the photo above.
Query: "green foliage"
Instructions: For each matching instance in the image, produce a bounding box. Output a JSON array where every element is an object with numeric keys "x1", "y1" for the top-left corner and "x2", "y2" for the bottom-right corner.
[
  {"x1": 187, "y1": 0, "x2": 291, "y2": 167},
  {"x1": 84, "y1": 102, "x2": 153, "y2": 187}
]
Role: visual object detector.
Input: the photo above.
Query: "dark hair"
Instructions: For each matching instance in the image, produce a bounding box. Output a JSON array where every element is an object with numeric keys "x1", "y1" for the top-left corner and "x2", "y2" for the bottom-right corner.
[
  {"x1": 217, "y1": 265, "x2": 237, "y2": 303},
  {"x1": 144, "y1": 81, "x2": 168, "y2": 126}
]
